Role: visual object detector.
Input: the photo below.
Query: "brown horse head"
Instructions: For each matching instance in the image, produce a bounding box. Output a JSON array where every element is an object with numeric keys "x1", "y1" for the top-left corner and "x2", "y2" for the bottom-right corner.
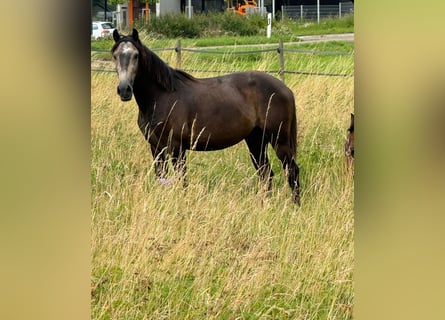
[
  {"x1": 111, "y1": 29, "x2": 142, "y2": 101},
  {"x1": 345, "y1": 113, "x2": 354, "y2": 167}
]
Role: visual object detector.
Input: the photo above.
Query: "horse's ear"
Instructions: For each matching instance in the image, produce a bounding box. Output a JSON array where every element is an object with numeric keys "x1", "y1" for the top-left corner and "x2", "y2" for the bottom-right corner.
[
  {"x1": 113, "y1": 29, "x2": 120, "y2": 42},
  {"x1": 349, "y1": 113, "x2": 354, "y2": 131},
  {"x1": 132, "y1": 29, "x2": 140, "y2": 43}
]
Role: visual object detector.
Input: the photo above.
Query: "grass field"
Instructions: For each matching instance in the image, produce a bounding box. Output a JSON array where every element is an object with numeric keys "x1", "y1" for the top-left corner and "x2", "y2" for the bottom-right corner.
[{"x1": 91, "y1": 40, "x2": 354, "y2": 319}]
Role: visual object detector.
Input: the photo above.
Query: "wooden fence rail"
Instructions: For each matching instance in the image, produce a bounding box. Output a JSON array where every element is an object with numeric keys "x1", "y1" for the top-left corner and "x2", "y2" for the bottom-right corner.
[{"x1": 91, "y1": 40, "x2": 354, "y2": 82}]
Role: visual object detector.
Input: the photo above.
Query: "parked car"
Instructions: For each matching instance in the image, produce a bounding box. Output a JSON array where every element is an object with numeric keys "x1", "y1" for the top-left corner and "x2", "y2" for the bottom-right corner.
[{"x1": 91, "y1": 21, "x2": 115, "y2": 40}]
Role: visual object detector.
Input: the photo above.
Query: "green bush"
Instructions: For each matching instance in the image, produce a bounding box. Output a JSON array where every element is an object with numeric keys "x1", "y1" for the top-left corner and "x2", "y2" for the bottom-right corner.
[
  {"x1": 144, "y1": 12, "x2": 266, "y2": 38},
  {"x1": 147, "y1": 14, "x2": 203, "y2": 38},
  {"x1": 137, "y1": 11, "x2": 353, "y2": 39}
]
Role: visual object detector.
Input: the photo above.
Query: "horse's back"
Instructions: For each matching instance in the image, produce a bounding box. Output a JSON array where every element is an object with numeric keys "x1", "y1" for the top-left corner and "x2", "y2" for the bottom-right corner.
[{"x1": 225, "y1": 71, "x2": 292, "y2": 94}]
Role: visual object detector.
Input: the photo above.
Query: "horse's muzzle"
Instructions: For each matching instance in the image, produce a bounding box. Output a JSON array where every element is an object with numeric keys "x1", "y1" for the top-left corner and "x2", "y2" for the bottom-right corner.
[{"x1": 117, "y1": 83, "x2": 133, "y2": 101}]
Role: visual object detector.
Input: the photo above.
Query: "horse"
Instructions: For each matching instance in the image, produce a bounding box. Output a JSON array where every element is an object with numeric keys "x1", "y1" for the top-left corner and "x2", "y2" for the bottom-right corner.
[
  {"x1": 111, "y1": 29, "x2": 301, "y2": 205},
  {"x1": 345, "y1": 113, "x2": 354, "y2": 168}
]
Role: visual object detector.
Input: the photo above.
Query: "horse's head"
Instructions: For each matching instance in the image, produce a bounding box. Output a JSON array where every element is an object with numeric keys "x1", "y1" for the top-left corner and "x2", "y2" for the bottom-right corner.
[
  {"x1": 345, "y1": 113, "x2": 354, "y2": 166},
  {"x1": 111, "y1": 29, "x2": 142, "y2": 101}
]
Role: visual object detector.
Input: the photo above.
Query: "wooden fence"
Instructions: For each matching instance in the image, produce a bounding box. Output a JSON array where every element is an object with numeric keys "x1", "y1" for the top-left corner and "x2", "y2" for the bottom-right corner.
[{"x1": 91, "y1": 40, "x2": 354, "y2": 83}]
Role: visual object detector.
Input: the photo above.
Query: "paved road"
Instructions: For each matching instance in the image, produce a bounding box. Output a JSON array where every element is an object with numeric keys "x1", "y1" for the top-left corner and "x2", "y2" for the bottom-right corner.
[
  {"x1": 199, "y1": 33, "x2": 354, "y2": 50},
  {"x1": 297, "y1": 33, "x2": 354, "y2": 43}
]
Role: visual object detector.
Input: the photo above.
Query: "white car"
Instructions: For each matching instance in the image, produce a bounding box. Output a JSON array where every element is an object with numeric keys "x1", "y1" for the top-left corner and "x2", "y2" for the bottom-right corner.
[{"x1": 92, "y1": 21, "x2": 115, "y2": 40}]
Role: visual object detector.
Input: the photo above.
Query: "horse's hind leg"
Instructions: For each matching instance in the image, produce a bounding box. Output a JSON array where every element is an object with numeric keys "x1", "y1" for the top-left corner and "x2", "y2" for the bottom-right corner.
[
  {"x1": 274, "y1": 143, "x2": 300, "y2": 205},
  {"x1": 245, "y1": 128, "x2": 274, "y2": 190}
]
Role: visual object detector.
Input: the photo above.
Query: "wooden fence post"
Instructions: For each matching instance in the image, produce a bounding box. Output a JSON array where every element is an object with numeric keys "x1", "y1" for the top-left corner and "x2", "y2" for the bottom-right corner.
[
  {"x1": 278, "y1": 39, "x2": 285, "y2": 83},
  {"x1": 175, "y1": 39, "x2": 182, "y2": 69}
]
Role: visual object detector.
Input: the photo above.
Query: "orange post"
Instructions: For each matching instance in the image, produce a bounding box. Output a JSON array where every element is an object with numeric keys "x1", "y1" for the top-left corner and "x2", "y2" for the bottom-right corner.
[
  {"x1": 129, "y1": 0, "x2": 134, "y2": 27},
  {"x1": 145, "y1": 2, "x2": 149, "y2": 25}
]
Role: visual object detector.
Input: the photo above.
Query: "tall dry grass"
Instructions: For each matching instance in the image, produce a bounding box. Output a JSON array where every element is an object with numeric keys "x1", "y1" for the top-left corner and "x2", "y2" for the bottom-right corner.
[{"x1": 91, "y1": 47, "x2": 353, "y2": 319}]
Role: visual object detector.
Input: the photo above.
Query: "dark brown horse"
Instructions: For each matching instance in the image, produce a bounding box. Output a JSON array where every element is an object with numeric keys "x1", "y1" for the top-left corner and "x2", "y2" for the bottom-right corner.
[
  {"x1": 111, "y1": 29, "x2": 301, "y2": 204},
  {"x1": 345, "y1": 113, "x2": 354, "y2": 168}
]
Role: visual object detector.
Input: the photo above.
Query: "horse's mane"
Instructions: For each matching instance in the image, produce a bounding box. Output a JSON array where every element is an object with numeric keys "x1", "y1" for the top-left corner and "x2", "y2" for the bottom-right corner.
[
  {"x1": 112, "y1": 36, "x2": 196, "y2": 92},
  {"x1": 143, "y1": 46, "x2": 197, "y2": 92}
]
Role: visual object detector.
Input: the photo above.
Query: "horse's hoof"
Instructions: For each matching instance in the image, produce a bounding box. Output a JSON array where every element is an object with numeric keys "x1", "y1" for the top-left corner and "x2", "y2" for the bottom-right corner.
[
  {"x1": 293, "y1": 194, "x2": 300, "y2": 206},
  {"x1": 158, "y1": 178, "x2": 173, "y2": 186}
]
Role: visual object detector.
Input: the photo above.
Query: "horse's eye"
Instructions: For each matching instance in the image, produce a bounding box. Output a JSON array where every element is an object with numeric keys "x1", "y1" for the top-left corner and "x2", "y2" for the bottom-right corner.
[{"x1": 134, "y1": 53, "x2": 139, "y2": 59}]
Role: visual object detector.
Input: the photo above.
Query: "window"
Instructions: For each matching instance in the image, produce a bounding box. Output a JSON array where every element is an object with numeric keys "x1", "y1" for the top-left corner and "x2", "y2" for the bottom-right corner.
[{"x1": 101, "y1": 23, "x2": 114, "y2": 29}]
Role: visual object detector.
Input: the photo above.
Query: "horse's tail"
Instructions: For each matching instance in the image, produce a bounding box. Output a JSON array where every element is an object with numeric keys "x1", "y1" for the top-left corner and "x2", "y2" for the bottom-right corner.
[{"x1": 290, "y1": 99, "x2": 297, "y2": 161}]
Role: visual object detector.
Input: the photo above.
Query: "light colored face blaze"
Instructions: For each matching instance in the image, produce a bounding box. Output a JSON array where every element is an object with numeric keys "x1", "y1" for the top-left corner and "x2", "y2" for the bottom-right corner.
[{"x1": 113, "y1": 42, "x2": 139, "y2": 88}]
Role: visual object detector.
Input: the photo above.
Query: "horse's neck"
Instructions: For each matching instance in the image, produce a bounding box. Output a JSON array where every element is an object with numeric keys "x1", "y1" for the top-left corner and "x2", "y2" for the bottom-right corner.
[
  {"x1": 133, "y1": 48, "x2": 173, "y2": 116},
  {"x1": 133, "y1": 71, "x2": 165, "y2": 119},
  {"x1": 133, "y1": 82, "x2": 156, "y2": 113}
]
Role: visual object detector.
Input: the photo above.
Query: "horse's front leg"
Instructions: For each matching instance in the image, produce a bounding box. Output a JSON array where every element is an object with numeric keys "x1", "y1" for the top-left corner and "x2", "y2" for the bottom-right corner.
[
  {"x1": 150, "y1": 144, "x2": 169, "y2": 181},
  {"x1": 171, "y1": 149, "x2": 188, "y2": 188}
]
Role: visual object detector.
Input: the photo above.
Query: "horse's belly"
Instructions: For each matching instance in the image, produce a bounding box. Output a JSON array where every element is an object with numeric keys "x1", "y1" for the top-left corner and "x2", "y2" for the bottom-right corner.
[
  {"x1": 187, "y1": 123, "x2": 251, "y2": 151},
  {"x1": 193, "y1": 141, "x2": 240, "y2": 151},
  {"x1": 174, "y1": 107, "x2": 255, "y2": 151},
  {"x1": 192, "y1": 134, "x2": 245, "y2": 151}
]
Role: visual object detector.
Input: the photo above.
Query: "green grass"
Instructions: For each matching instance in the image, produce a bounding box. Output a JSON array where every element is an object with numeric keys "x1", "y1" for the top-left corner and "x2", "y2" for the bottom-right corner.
[
  {"x1": 91, "y1": 35, "x2": 351, "y2": 52},
  {"x1": 279, "y1": 14, "x2": 354, "y2": 36},
  {"x1": 91, "y1": 32, "x2": 354, "y2": 319}
]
